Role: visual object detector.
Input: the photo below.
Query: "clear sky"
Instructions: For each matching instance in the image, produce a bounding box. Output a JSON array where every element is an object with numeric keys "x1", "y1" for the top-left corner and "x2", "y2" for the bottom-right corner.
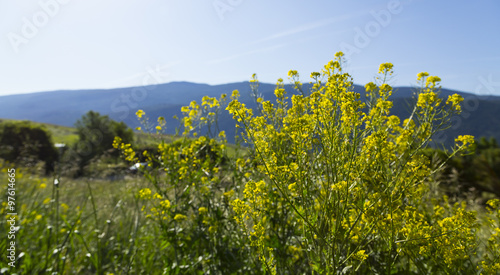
[{"x1": 1, "y1": 0, "x2": 499, "y2": 96}]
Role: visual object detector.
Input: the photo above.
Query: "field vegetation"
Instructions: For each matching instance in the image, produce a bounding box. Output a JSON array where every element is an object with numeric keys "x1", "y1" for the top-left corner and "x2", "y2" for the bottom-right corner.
[{"x1": 1, "y1": 53, "x2": 500, "y2": 274}]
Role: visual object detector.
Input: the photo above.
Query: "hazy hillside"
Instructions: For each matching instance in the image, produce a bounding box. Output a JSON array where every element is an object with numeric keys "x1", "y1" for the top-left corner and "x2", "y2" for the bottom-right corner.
[{"x1": 1, "y1": 81, "x2": 499, "y2": 146}]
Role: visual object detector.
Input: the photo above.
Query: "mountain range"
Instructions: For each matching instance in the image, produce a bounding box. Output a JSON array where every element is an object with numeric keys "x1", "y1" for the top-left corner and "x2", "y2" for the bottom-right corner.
[{"x1": 1, "y1": 81, "x2": 499, "y2": 146}]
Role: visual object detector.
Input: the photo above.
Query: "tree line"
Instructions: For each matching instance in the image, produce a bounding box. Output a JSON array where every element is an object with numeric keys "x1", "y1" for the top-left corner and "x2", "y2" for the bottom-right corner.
[{"x1": 0, "y1": 111, "x2": 133, "y2": 176}]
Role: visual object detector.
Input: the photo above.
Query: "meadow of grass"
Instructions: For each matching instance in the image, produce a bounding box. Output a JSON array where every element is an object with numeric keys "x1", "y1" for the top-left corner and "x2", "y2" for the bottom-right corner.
[{"x1": 2, "y1": 53, "x2": 500, "y2": 274}]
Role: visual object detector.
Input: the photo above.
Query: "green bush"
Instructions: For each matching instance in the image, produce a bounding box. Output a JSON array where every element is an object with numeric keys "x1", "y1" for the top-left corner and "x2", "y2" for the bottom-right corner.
[
  {"x1": 224, "y1": 53, "x2": 498, "y2": 274},
  {"x1": 0, "y1": 121, "x2": 58, "y2": 174},
  {"x1": 67, "y1": 111, "x2": 134, "y2": 177}
]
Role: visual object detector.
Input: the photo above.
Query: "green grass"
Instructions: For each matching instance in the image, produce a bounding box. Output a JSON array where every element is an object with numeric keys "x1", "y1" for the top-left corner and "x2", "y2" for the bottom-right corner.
[{"x1": 0, "y1": 166, "x2": 156, "y2": 274}]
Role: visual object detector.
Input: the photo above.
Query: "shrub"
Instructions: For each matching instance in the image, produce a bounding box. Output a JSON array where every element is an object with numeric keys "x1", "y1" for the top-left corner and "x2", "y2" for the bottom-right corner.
[
  {"x1": 112, "y1": 53, "x2": 500, "y2": 274},
  {"x1": 113, "y1": 95, "x2": 258, "y2": 274},
  {"x1": 226, "y1": 53, "x2": 484, "y2": 274},
  {"x1": 0, "y1": 121, "x2": 58, "y2": 174},
  {"x1": 70, "y1": 111, "x2": 134, "y2": 177}
]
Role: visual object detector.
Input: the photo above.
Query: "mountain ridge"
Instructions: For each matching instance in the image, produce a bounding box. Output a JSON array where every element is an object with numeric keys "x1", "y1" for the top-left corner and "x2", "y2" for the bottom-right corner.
[{"x1": 1, "y1": 81, "x2": 499, "y2": 146}]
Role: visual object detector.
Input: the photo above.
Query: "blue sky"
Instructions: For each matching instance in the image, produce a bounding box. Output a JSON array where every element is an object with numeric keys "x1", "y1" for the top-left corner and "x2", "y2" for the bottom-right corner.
[{"x1": 1, "y1": 0, "x2": 499, "y2": 96}]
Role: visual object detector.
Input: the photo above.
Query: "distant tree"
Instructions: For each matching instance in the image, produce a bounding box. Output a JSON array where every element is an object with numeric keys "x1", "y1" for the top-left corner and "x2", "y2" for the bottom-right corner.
[
  {"x1": 467, "y1": 137, "x2": 500, "y2": 198},
  {"x1": 0, "y1": 121, "x2": 58, "y2": 174},
  {"x1": 476, "y1": 136, "x2": 498, "y2": 151},
  {"x1": 425, "y1": 137, "x2": 500, "y2": 200},
  {"x1": 72, "y1": 111, "x2": 134, "y2": 175}
]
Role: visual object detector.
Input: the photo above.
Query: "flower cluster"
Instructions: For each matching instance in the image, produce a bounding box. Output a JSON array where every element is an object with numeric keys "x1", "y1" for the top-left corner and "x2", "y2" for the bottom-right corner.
[
  {"x1": 109, "y1": 52, "x2": 499, "y2": 274},
  {"x1": 227, "y1": 52, "x2": 481, "y2": 273}
]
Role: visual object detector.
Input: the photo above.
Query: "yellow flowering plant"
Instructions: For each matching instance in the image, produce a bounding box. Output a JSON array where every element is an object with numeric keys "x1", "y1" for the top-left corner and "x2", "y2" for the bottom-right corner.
[
  {"x1": 113, "y1": 95, "x2": 257, "y2": 274},
  {"x1": 180, "y1": 94, "x2": 227, "y2": 138},
  {"x1": 109, "y1": 53, "x2": 500, "y2": 274},
  {"x1": 226, "y1": 52, "x2": 489, "y2": 274}
]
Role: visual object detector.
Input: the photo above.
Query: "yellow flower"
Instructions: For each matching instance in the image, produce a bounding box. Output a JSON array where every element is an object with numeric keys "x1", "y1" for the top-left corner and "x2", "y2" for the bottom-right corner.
[
  {"x1": 136, "y1": 110, "x2": 145, "y2": 118},
  {"x1": 174, "y1": 214, "x2": 187, "y2": 221},
  {"x1": 353, "y1": 250, "x2": 368, "y2": 261},
  {"x1": 417, "y1": 72, "x2": 429, "y2": 81},
  {"x1": 250, "y1": 73, "x2": 258, "y2": 83},
  {"x1": 455, "y1": 135, "x2": 474, "y2": 147},
  {"x1": 446, "y1": 93, "x2": 464, "y2": 111},
  {"x1": 310, "y1": 72, "x2": 321, "y2": 79},
  {"x1": 39, "y1": 183, "x2": 47, "y2": 189},
  {"x1": 160, "y1": 199, "x2": 171, "y2": 209},
  {"x1": 60, "y1": 203, "x2": 69, "y2": 212},
  {"x1": 139, "y1": 188, "x2": 152, "y2": 200},
  {"x1": 387, "y1": 115, "x2": 400, "y2": 128},
  {"x1": 288, "y1": 70, "x2": 298, "y2": 78},
  {"x1": 209, "y1": 225, "x2": 217, "y2": 234},
  {"x1": 378, "y1": 63, "x2": 394, "y2": 74},
  {"x1": 274, "y1": 79, "x2": 286, "y2": 99},
  {"x1": 198, "y1": 207, "x2": 208, "y2": 215},
  {"x1": 426, "y1": 75, "x2": 441, "y2": 88},
  {"x1": 223, "y1": 189, "x2": 234, "y2": 198},
  {"x1": 417, "y1": 91, "x2": 439, "y2": 109},
  {"x1": 155, "y1": 126, "x2": 162, "y2": 131},
  {"x1": 231, "y1": 90, "x2": 240, "y2": 100},
  {"x1": 112, "y1": 136, "x2": 122, "y2": 149},
  {"x1": 365, "y1": 82, "x2": 377, "y2": 92},
  {"x1": 486, "y1": 199, "x2": 499, "y2": 209}
]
